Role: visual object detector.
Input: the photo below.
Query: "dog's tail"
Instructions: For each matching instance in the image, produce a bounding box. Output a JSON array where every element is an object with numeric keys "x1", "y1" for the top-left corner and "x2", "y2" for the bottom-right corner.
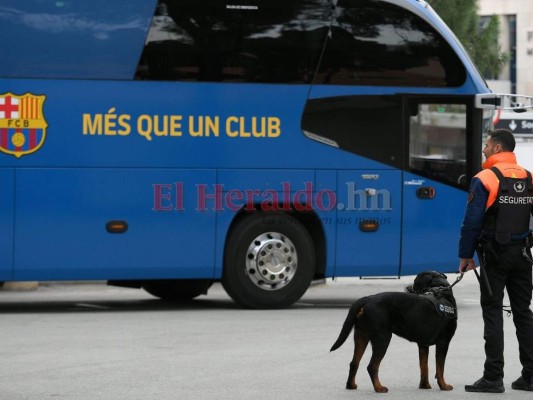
[{"x1": 330, "y1": 297, "x2": 369, "y2": 352}]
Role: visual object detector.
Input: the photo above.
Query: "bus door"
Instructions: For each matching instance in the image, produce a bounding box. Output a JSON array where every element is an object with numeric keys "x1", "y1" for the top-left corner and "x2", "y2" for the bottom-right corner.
[
  {"x1": 336, "y1": 169, "x2": 402, "y2": 277},
  {"x1": 0, "y1": 168, "x2": 14, "y2": 280},
  {"x1": 401, "y1": 97, "x2": 475, "y2": 275},
  {"x1": 302, "y1": 93, "x2": 404, "y2": 277}
]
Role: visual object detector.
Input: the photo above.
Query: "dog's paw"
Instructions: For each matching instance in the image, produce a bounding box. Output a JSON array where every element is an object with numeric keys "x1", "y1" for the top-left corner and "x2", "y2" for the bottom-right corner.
[
  {"x1": 374, "y1": 385, "x2": 388, "y2": 393},
  {"x1": 345, "y1": 383, "x2": 357, "y2": 390},
  {"x1": 419, "y1": 382, "x2": 432, "y2": 389},
  {"x1": 438, "y1": 383, "x2": 453, "y2": 391}
]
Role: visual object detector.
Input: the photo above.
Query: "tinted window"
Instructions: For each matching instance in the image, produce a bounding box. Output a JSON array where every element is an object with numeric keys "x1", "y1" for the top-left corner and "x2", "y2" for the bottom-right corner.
[
  {"x1": 409, "y1": 103, "x2": 468, "y2": 188},
  {"x1": 315, "y1": 0, "x2": 466, "y2": 87},
  {"x1": 301, "y1": 95, "x2": 403, "y2": 167},
  {"x1": 137, "y1": 0, "x2": 330, "y2": 83},
  {"x1": 0, "y1": 0, "x2": 154, "y2": 80}
]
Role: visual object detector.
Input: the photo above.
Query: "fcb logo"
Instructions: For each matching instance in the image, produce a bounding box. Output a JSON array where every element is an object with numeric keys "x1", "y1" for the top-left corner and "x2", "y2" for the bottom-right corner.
[{"x1": 0, "y1": 92, "x2": 47, "y2": 158}]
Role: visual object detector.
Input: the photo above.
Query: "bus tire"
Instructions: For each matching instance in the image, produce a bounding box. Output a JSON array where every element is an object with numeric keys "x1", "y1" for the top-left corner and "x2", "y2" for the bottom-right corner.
[
  {"x1": 222, "y1": 212, "x2": 315, "y2": 309},
  {"x1": 142, "y1": 279, "x2": 211, "y2": 301}
]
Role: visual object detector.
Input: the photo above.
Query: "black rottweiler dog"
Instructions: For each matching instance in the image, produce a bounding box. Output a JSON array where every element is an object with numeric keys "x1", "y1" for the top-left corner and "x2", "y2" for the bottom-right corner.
[{"x1": 330, "y1": 271, "x2": 457, "y2": 393}]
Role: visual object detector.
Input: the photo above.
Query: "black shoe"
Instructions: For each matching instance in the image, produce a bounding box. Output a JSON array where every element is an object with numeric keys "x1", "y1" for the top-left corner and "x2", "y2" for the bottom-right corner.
[
  {"x1": 465, "y1": 377, "x2": 505, "y2": 393},
  {"x1": 511, "y1": 376, "x2": 533, "y2": 391}
]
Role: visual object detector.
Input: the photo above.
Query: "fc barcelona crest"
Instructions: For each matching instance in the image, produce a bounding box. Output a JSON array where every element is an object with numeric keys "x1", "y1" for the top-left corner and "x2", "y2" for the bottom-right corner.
[{"x1": 0, "y1": 92, "x2": 47, "y2": 158}]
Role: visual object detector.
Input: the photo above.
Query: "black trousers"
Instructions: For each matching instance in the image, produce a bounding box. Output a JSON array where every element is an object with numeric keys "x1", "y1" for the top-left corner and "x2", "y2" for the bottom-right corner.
[{"x1": 480, "y1": 240, "x2": 533, "y2": 381}]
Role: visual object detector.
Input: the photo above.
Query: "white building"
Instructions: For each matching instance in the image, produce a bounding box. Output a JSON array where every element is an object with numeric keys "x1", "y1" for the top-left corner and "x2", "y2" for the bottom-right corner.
[
  {"x1": 479, "y1": 1, "x2": 533, "y2": 171},
  {"x1": 479, "y1": 0, "x2": 533, "y2": 96}
]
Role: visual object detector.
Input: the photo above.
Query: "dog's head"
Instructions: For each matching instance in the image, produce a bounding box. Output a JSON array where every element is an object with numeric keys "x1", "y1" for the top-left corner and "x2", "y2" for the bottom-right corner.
[{"x1": 405, "y1": 271, "x2": 450, "y2": 294}]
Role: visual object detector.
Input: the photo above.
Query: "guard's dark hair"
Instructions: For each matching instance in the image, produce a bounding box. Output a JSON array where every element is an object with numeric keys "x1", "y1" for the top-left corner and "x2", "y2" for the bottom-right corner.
[{"x1": 488, "y1": 129, "x2": 515, "y2": 152}]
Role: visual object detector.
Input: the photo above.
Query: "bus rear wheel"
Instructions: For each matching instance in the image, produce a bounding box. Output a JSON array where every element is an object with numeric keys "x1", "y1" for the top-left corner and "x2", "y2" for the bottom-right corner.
[{"x1": 222, "y1": 212, "x2": 315, "y2": 309}]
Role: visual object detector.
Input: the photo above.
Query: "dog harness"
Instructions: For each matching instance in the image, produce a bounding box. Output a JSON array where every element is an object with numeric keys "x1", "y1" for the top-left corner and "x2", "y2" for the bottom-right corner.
[{"x1": 420, "y1": 288, "x2": 457, "y2": 320}]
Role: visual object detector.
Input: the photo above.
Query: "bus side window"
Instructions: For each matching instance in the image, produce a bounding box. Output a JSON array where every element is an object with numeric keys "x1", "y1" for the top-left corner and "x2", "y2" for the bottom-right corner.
[
  {"x1": 316, "y1": 0, "x2": 466, "y2": 87},
  {"x1": 409, "y1": 104, "x2": 468, "y2": 188},
  {"x1": 136, "y1": 0, "x2": 331, "y2": 83},
  {"x1": 301, "y1": 95, "x2": 403, "y2": 168}
]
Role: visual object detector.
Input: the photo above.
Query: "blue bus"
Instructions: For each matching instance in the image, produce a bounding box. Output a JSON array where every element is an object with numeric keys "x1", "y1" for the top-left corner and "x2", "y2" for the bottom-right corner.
[{"x1": 0, "y1": 0, "x2": 530, "y2": 308}]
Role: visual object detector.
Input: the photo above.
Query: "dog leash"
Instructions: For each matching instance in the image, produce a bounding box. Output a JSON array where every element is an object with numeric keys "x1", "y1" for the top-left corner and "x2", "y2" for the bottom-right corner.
[
  {"x1": 449, "y1": 272, "x2": 464, "y2": 289},
  {"x1": 450, "y1": 271, "x2": 512, "y2": 316}
]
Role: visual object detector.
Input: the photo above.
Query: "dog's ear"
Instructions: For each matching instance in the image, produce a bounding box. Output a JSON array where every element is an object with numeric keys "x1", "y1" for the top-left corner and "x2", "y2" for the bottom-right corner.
[
  {"x1": 430, "y1": 272, "x2": 450, "y2": 288},
  {"x1": 413, "y1": 271, "x2": 432, "y2": 293},
  {"x1": 413, "y1": 271, "x2": 450, "y2": 292},
  {"x1": 436, "y1": 272, "x2": 448, "y2": 280}
]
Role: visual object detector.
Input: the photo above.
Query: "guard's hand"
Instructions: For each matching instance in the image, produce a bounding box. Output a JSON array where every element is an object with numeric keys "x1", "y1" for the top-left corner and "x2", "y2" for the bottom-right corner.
[{"x1": 459, "y1": 258, "x2": 476, "y2": 273}]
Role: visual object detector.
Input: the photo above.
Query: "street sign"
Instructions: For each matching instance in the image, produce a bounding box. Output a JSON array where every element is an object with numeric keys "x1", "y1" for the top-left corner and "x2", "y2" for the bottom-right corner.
[{"x1": 495, "y1": 118, "x2": 533, "y2": 134}]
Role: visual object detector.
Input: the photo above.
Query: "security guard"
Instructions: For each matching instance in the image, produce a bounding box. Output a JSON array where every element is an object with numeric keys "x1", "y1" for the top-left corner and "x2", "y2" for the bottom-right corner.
[{"x1": 459, "y1": 129, "x2": 533, "y2": 393}]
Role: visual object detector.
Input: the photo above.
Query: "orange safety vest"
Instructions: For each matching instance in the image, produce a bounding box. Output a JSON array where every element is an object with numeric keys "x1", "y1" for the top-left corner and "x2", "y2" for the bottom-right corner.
[
  {"x1": 477, "y1": 152, "x2": 533, "y2": 243},
  {"x1": 477, "y1": 152, "x2": 530, "y2": 208}
]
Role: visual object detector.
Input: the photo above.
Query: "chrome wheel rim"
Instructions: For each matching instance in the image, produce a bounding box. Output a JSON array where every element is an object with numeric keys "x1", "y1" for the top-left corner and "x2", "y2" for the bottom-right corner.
[{"x1": 245, "y1": 232, "x2": 297, "y2": 291}]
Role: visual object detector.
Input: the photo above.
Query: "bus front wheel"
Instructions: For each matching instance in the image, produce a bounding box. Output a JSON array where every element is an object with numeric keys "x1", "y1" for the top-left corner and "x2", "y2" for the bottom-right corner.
[{"x1": 222, "y1": 212, "x2": 315, "y2": 309}]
